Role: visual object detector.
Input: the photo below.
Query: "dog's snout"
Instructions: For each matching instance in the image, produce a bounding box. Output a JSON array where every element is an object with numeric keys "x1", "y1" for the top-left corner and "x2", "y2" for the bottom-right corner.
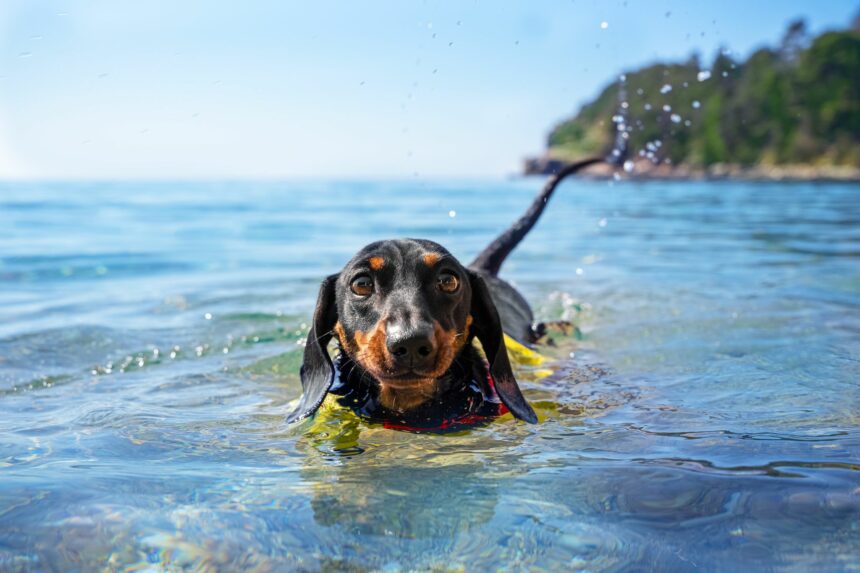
[
  {"x1": 389, "y1": 333, "x2": 434, "y2": 358},
  {"x1": 386, "y1": 327, "x2": 436, "y2": 368}
]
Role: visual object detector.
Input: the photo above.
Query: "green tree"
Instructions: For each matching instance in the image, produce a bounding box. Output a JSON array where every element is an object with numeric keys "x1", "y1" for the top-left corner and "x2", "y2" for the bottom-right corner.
[{"x1": 544, "y1": 20, "x2": 860, "y2": 168}]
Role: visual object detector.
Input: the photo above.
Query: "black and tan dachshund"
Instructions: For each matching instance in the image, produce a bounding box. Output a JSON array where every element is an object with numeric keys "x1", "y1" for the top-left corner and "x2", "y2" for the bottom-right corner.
[{"x1": 288, "y1": 157, "x2": 602, "y2": 429}]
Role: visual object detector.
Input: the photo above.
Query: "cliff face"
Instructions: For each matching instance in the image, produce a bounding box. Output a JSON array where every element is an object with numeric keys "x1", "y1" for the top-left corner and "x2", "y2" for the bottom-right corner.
[{"x1": 537, "y1": 20, "x2": 860, "y2": 175}]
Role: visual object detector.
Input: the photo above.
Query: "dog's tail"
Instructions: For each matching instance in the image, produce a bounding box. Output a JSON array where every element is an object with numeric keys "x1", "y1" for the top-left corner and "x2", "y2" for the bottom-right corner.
[{"x1": 470, "y1": 156, "x2": 604, "y2": 276}]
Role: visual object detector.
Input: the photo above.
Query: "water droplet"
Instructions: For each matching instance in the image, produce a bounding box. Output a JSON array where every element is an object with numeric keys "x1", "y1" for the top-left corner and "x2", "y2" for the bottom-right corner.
[
  {"x1": 670, "y1": 113, "x2": 682, "y2": 123},
  {"x1": 721, "y1": 71, "x2": 728, "y2": 77},
  {"x1": 619, "y1": 74, "x2": 627, "y2": 82},
  {"x1": 576, "y1": 268, "x2": 584, "y2": 275},
  {"x1": 684, "y1": 120, "x2": 692, "y2": 126},
  {"x1": 697, "y1": 70, "x2": 711, "y2": 81},
  {"x1": 644, "y1": 103, "x2": 652, "y2": 111},
  {"x1": 623, "y1": 160, "x2": 635, "y2": 173},
  {"x1": 204, "y1": 312, "x2": 212, "y2": 320},
  {"x1": 663, "y1": 104, "x2": 672, "y2": 112},
  {"x1": 598, "y1": 218, "x2": 608, "y2": 227},
  {"x1": 600, "y1": 21, "x2": 609, "y2": 29},
  {"x1": 660, "y1": 84, "x2": 672, "y2": 94},
  {"x1": 692, "y1": 100, "x2": 701, "y2": 109},
  {"x1": 612, "y1": 172, "x2": 621, "y2": 181},
  {"x1": 448, "y1": 210, "x2": 456, "y2": 218}
]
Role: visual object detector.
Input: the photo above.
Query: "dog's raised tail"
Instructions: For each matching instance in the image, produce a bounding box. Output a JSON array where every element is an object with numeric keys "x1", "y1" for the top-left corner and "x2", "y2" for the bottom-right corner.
[{"x1": 470, "y1": 156, "x2": 604, "y2": 276}]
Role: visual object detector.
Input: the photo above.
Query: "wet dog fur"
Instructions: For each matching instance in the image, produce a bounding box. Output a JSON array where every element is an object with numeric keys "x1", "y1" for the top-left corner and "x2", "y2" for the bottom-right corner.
[{"x1": 288, "y1": 158, "x2": 602, "y2": 425}]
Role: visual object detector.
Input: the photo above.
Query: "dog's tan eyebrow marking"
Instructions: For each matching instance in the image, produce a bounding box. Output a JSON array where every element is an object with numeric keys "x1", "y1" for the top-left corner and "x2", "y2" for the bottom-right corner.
[
  {"x1": 368, "y1": 256, "x2": 385, "y2": 270},
  {"x1": 422, "y1": 252, "x2": 441, "y2": 267}
]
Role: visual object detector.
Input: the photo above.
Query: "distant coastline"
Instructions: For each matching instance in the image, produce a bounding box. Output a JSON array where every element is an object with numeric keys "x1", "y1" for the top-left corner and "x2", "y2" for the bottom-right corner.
[
  {"x1": 528, "y1": 18, "x2": 860, "y2": 183},
  {"x1": 523, "y1": 156, "x2": 860, "y2": 182}
]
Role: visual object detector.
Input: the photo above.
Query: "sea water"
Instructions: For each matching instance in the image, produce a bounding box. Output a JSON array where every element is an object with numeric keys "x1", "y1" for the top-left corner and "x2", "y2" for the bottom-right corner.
[{"x1": 0, "y1": 179, "x2": 858, "y2": 571}]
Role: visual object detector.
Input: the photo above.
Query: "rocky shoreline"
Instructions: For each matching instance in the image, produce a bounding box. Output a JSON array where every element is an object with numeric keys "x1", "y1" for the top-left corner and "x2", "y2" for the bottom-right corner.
[{"x1": 523, "y1": 156, "x2": 860, "y2": 183}]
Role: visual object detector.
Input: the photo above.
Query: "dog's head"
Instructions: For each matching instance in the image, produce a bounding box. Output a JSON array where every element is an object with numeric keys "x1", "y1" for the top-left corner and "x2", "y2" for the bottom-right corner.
[{"x1": 287, "y1": 238, "x2": 537, "y2": 424}]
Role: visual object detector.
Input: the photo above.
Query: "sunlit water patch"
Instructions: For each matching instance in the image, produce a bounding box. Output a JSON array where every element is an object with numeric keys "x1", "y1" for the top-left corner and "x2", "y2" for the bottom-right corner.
[{"x1": 0, "y1": 180, "x2": 858, "y2": 571}]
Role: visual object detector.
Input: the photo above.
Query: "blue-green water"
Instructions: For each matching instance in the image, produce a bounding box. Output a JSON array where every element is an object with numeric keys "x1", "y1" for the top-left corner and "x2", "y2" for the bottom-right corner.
[{"x1": 1, "y1": 179, "x2": 858, "y2": 571}]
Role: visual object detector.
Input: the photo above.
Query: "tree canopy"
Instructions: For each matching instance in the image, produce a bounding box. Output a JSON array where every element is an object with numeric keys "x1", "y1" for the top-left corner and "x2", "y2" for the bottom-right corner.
[{"x1": 548, "y1": 21, "x2": 860, "y2": 168}]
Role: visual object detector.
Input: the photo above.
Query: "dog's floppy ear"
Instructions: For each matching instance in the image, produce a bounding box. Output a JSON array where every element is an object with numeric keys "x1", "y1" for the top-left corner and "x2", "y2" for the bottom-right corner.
[
  {"x1": 467, "y1": 271, "x2": 538, "y2": 423},
  {"x1": 287, "y1": 274, "x2": 339, "y2": 423}
]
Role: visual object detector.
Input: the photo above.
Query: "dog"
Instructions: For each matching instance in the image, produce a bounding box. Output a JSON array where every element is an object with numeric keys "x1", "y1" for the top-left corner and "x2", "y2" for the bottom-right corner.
[{"x1": 288, "y1": 157, "x2": 602, "y2": 429}]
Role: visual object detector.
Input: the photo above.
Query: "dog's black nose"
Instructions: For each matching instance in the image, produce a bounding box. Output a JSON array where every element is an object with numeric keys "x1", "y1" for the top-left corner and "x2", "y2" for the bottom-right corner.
[{"x1": 387, "y1": 331, "x2": 436, "y2": 368}]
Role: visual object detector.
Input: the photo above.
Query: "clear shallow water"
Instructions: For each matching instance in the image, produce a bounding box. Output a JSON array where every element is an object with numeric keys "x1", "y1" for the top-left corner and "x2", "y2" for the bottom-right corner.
[{"x1": 0, "y1": 178, "x2": 858, "y2": 572}]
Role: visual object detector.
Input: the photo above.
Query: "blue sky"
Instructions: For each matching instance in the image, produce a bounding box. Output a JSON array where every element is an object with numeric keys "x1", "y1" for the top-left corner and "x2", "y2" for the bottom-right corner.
[{"x1": 1, "y1": 1, "x2": 857, "y2": 179}]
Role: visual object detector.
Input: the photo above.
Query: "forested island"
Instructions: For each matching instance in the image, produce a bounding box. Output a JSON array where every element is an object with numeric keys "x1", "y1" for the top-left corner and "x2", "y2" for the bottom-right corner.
[{"x1": 527, "y1": 18, "x2": 860, "y2": 180}]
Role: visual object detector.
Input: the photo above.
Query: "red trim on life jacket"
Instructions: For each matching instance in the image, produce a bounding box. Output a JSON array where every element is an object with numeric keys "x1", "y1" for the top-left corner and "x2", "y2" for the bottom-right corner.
[
  {"x1": 485, "y1": 371, "x2": 510, "y2": 417},
  {"x1": 382, "y1": 371, "x2": 509, "y2": 432}
]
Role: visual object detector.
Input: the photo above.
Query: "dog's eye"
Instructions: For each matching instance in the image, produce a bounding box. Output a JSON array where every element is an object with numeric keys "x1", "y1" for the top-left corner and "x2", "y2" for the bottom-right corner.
[
  {"x1": 350, "y1": 275, "x2": 374, "y2": 297},
  {"x1": 437, "y1": 272, "x2": 460, "y2": 294}
]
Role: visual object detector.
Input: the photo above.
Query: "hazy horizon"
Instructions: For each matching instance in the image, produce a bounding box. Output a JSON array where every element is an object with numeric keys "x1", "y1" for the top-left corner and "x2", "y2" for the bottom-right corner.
[{"x1": 2, "y1": 1, "x2": 857, "y2": 180}]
